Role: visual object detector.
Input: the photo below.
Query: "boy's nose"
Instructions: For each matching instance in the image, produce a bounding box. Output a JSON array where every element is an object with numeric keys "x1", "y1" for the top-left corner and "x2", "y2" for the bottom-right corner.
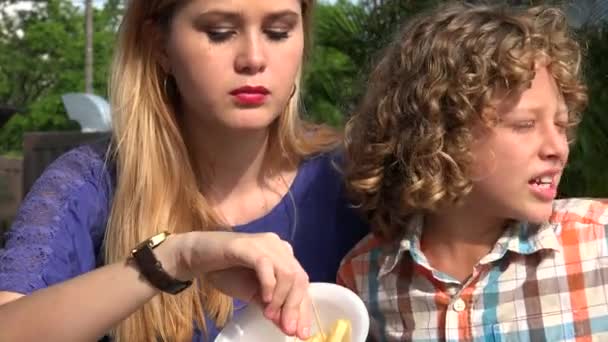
[{"x1": 539, "y1": 124, "x2": 569, "y2": 165}]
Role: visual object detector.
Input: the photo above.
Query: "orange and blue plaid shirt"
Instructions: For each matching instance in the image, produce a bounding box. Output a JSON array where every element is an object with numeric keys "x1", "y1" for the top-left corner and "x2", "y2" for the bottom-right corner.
[{"x1": 338, "y1": 199, "x2": 608, "y2": 341}]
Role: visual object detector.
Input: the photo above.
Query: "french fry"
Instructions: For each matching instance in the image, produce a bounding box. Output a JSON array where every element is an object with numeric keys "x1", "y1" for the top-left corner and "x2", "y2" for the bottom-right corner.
[
  {"x1": 305, "y1": 319, "x2": 352, "y2": 342},
  {"x1": 295, "y1": 300, "x2": 352, "y2": 342},
  {"x1": 326, "y1": 319, "x2": 351, "y2": 342}
]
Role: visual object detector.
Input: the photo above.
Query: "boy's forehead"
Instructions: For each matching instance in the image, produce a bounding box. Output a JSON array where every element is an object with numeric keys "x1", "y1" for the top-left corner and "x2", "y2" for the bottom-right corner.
[{"x1": 491, "y1": 67, "x2": 567, "y2": 114}]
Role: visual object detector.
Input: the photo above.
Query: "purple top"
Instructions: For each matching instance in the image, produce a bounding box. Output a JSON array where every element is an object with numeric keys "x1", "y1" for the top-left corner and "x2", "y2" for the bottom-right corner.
[{"x1": 0, "y1": 140, "x2": 369, "y2": 341}]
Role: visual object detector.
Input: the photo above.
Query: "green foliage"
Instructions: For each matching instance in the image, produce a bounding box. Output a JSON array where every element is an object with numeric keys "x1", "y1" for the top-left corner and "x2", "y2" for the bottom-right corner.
[
  {"x1": 0, "y1": 96, "x2": 80, "y2": 153},
  {"x1": 0, "y1": 0, "x2": 122, "y2": 153},
  {"x1": 303, "y1": 0, "x2": 446, "y2": 124},
  {"x1": 302, "y1": 2, "x2": 359, "y2": 126},
  {"x1": 0, "y1": 0, "x2": 83, "y2": 106},
  {"x1": 559, "y1": 27, "x2": 608, "y2": 198}
]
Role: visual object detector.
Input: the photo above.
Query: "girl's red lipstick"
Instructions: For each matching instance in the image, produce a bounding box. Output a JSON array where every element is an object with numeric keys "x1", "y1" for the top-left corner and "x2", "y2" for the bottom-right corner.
[{"x1": 229, "y1": 86, "x2": 270, "y2": 106}]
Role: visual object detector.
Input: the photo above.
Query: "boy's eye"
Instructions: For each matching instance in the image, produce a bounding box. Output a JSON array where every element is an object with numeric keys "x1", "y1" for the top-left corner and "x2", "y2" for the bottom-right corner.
[
  {"x1": 512, "y1": 120, "x2": 535, "y2": 131},
  {"x1": 555, "y1": 121, "x2": 569, "y2": 134}
]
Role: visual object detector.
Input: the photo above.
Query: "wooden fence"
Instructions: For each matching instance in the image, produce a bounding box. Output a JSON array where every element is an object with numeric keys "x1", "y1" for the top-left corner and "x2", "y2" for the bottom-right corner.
[{"x1": 0, "y1": 156, "x2": 23, "y2": 226}]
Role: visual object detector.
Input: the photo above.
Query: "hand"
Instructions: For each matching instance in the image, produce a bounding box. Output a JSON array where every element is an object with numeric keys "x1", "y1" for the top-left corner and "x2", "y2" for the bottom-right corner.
[
  {"x1": 206, "y1": 267, "x2": 312, "y2": 339},
  {"x1": 176, "y1": 232, "x2": 312, "y2": 340}
]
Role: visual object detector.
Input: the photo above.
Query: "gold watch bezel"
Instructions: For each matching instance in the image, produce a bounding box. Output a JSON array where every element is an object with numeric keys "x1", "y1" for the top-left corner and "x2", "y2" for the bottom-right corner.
[{"x1": 130, "y1": 231, "x2": 171, "y2": 256}]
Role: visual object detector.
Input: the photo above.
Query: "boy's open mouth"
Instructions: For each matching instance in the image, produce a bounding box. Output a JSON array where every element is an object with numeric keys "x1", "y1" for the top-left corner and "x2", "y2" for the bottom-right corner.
[{"x1": 528, "y1": 176, "x2": 554, "y2": 189}]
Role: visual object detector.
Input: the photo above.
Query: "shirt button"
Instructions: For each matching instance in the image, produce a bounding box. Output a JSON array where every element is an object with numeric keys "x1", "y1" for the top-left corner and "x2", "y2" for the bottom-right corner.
[{"x1": 452, "y1": 298, "x2": 466, "y2": 312}]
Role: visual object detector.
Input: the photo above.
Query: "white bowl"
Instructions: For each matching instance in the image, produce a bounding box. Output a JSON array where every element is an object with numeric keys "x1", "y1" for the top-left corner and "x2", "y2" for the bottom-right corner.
[{"x1": 215, "y1": 282, "x2": 369, "y2": 342}]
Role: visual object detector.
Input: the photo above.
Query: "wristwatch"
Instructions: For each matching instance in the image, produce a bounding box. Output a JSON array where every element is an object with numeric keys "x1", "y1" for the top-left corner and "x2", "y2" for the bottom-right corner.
[{"x1": 130, "y1": 231, "x2": 193, "y2": 295}]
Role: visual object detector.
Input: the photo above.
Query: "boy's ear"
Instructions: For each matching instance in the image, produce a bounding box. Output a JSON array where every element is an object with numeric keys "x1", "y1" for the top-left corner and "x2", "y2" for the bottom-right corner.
[{"x1": 146, "y1": 19, "x2": 171, "y2": 73}]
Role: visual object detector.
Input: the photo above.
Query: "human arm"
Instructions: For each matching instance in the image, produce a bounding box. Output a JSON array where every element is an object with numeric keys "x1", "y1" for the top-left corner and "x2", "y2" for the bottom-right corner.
[{"x1": 0, "y1": 230, "x2": 312, "y2": 341}]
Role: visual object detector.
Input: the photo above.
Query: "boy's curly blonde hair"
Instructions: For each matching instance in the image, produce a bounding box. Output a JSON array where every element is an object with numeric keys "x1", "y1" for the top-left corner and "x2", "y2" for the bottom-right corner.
[{"x1": 344, "y1": 2, "x2": 588, "y2": 238}]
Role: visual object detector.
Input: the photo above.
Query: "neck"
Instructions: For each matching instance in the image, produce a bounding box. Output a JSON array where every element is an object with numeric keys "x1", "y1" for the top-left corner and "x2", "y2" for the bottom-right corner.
[
  {"x1": 420, "y1": 197, "x2": 508, "y2": 281},
  {"x1": 182, "y1": 117, "x2": 278, "y2": 201},
  {"x1": 423, "y1": 201, "x2": 507, "y2": 251}
]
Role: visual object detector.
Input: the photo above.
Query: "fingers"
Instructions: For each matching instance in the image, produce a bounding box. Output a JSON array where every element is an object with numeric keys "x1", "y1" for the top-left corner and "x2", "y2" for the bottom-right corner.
[
  {"x1": 270, "y1": 288, "x2": 312, "y2": 339},
  {"x1": 254, "y1": 236, "x2": 310, "y2": 337},
  {"x1": 254, "y1": 256, "x2": 276, "y2": 304},
  {"x1": 278, "y1": 265, "x2": 309, "y2": 334},
  {"x1": 259, "y1": 243, "x2": 295, "y2": 321},
  {"x1": 224, "y1": 232, "x2": 311, "y2": 338},
  {"x1": 295, "y1": 292, "x2": 313, "y2": 340},
  {"x1": 264, "y1": 265, "x2": 294, "y2": 319}
]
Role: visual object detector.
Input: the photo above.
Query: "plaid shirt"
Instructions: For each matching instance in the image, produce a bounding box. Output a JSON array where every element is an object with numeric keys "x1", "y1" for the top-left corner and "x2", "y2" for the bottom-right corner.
[{"x1": 338, "y1": 198, "x2": 608, "y2": 342}]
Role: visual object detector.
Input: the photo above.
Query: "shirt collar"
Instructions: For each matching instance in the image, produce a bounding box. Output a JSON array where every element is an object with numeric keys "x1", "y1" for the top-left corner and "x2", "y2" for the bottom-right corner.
[
  {"x1": 378, "y1": 214, "x2": 561, "y2": 278},
  {"x1": 478, "y1": 220, "x2": 561, "y2": 265}
]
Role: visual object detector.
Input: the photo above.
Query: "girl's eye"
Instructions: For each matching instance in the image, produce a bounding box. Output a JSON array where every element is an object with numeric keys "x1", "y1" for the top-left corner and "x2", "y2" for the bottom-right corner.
[
  {"x1": 265, "y1": 29, "x2": 290, "y2": 41},
  {"x1": 206, "y1": 29, "x2": 235, "y2": 43}
]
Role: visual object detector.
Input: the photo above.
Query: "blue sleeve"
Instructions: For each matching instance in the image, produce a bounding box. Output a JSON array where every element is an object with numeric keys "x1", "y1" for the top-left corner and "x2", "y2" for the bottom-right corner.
[{"x1": 0, "y1": 145, "x2": 112, "y2": 294}]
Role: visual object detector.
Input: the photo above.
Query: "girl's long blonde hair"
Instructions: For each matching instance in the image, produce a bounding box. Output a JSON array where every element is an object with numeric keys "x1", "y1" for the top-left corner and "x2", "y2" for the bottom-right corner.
[{"x1": 105, "y1": 1, "x2": 336, "y2": 340}]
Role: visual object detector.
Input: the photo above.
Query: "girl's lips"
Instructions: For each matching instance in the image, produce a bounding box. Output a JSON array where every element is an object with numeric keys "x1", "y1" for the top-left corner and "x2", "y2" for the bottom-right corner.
[
  {"x1": 231, "y1": 93, "x2": 267, "y2": 105},
  {"x1": 229, "y1": 85, "x2": 270, "y2": 95},
  {"x1": 229, "y1": 85, "x2": 270, "y2": 106}
]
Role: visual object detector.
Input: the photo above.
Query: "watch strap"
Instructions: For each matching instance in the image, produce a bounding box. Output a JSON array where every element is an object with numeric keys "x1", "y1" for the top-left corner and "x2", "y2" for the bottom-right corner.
[{"x1": 131, "y1": 232, "x2": 192, "y2": 295}]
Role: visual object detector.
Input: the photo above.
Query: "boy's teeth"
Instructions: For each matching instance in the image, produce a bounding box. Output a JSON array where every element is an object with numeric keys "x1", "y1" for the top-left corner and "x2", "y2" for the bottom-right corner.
[{"x1": 531, "y1": 176, "x2": 553, "y2": 186}]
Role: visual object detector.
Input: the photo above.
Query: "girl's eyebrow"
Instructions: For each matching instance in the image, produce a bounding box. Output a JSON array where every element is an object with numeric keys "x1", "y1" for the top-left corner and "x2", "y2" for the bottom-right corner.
[
  {"x1": 195, "y1": 10, "x2": 300, "y2": 25},
  {"x1": 264, "y1": 10, "x2": 300, "y2": 23},
  {"x1": 195, "y1": 10, "x2": 243, "y2": 25}
]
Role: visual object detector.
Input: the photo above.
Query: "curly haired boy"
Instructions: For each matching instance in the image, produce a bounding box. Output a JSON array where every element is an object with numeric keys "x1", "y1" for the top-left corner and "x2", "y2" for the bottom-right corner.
[{"x1": 339, "y1": 2, "x2": 608, "y2": 341}]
